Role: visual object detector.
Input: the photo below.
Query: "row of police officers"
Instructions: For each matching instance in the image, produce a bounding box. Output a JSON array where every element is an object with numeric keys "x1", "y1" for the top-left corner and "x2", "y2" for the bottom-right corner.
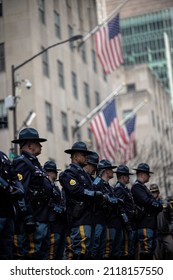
[{"x1": 0, "y1": 127, "x2": 172, "y2": 259}]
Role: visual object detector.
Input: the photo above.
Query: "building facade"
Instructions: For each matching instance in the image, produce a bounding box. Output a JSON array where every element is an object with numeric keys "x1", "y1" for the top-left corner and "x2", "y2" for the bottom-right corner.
[
  {"x1": 110, "y1": 64, "x2": 173, "y2": 197},
  {"x1": 0, "y1": 0, "x2": 112, "y2": 167}
]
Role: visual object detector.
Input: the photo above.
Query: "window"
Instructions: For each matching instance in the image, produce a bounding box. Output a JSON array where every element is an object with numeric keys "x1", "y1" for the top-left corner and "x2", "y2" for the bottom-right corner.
[
  {"x1": 71, "y1": 72, "x2": 78, "y2": 99},
  {"x1": 57, "y1": 60, "x2": 65, "y2": 88},
  {"x1": 127, "y1": 83, "x2": 136, "y2": 92},
  {"x1": 95, "y1": 91, "x2": 100, "y2": 106},
  {"x1": 42, "y1": 47, "x2": 49, "y2": 77},
  {"x1": 0, "y1": 0, "x2": 3, "y2": 17},
  {"x1": 92, "y1": 49, "x2": 97, "y2": 72},
  {"x1": 74, "y1": 120, "x2": 81, "y2": 141},
  {"x1": 0, "y1": 100, "x2": 8, "y2": 129},
  {"x1": 66, "y1": 0, "x2": 72, "y2": 8},
  {"x1": 81, "y1": 44, "x2": 86, "y2": 63},
  {"x1": 68, "y1": 25, "x2": 74, "y2": 51},
  {"x1": 54, "y1": 11, "x2": 61, "y2": 38},
  {"x1": 102, "y1": 69, "x2": 107, "y2": 81},
  {"x1": 87, "y1": 128, "x2": 93, "y2": 145},
  {"x1": 83, "y1": 82, "x2": 90, "y2": 108},
  {"x1": 38, "y1": 0, "x2": 45, "y2": 24},
  {"x1": 0, "y1": 43, "x2": 5, "y2": 72},
  {"x1": 61, "y1": 111, "x2": 68, "y2": 141},
  {"x1": 157, "y1": 116, "x2": 160, "y2": 132},
  {"x1": 151, "y1": 110, "x2": 155, "y2": 127},
  {"x1": 45, "y1": 102, "x2": 53, "y2": 132}
]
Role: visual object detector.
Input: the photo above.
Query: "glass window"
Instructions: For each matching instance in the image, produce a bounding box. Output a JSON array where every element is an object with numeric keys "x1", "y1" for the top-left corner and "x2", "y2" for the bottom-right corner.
[
  {"x1": 87, "y1": 128, "x2": 93, "y2": 146},
  {"x1": 0, "y1": 43, "x2": 5, "y2": 72},
  {"x1": 0, "y1": 100, "x2": 8, "y2": 129},
  {"x1": 102, "y1": 69, "x2": 107, "y2": 81},
  {"x1": 68, "y1": 25, "x2": 74, "y2": 51},
  {"x1": 45, "y1": 102, "x2": 53, "y2": 132},
  {"x1": 38, "y1": 0, "x2": 45, "y2": 24},
  {"x1": 127, "y1": 83, "x2": 136, "y2": 92},
  {"x1": 54, "y1": 11, "x2": 61, "y2": 38},
  {"x1": 92, "y1": 49, "x2": 97, "y2": 72},
  {"x1": 81, "y1": 44, "x2": 86, "y2": 63},
  {"x1": 74, "y1": 120, "x2": 81, "y2": 141},
  {"x1": 151, "y1": 110, "x2": 155, "y2": 127},
  {"x1": 71, "y1": 72, "x2": 78, "y2": 99},
  {"x1": 61, "y1": 111, "x2": 68, "y2": 141},
  {"x1": 57, "y1": 60, "x2": 64, "y2": 88},
  {"x1": 42, "y1": 47, "x2": 49, "y2": 77},
  {"x1": 95, "y1": 91, "x2": 100, "y2": 106},
  {"x1": 0, "y1": 0, "x2": 3, "y2": 17},
  {"x1": 83, "y1": 82, "x2": 90, "y2": 108}
]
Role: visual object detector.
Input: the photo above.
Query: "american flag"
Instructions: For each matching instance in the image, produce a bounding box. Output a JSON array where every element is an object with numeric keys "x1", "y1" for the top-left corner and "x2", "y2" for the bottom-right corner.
[
  {"x1": 89, "y1": 99, "x2": 126, "y2": 162},
  {"x1": 122, "y1": 115, "x2": 137, "y2": 163},
  {"x1": 94, "y1": 14, "x2": 123, "y2": 74}
]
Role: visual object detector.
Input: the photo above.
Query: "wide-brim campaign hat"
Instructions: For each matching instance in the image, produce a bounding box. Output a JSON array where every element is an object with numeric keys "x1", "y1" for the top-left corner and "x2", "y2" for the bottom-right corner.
[
  {"x1": 133, "y1": 163, "x2": 154, "y2": 174},
  {"x1": 115, "y1": 164, "x2": 134, "y2": 175},
  {"x1": 87, "y1": 152, "x2": 99, "y2": 166},
  {"x1": 97, "y1": 159, "x2": 117, "y2": 170},
  {"x1": 150, "y1": 184, "x2": 159, "y2": 193},
  {"x1": 11, "y1": 128, "x2": 47, "y2": 144},
  {"x1": 44, "y1": 160, "x2": 61, "y2": 172},
  {"x1": 64, "y1": 141, "x2": 93, "y2": 155}
]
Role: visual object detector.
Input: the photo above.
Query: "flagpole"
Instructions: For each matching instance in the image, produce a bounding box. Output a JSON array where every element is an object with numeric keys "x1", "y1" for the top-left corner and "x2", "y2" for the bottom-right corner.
[
  {"x1": 78, "y1": 0, "x2": 129, "y2": 49},
  {"x1": 72, "y1": 83, "x2": 125, "y2": 137},
  {"x1": 164, "y1": 32, "x2": 173, "y2": 110},
  {"x1": 120, "y1": 98, "x2": 148, "y2": 126}
]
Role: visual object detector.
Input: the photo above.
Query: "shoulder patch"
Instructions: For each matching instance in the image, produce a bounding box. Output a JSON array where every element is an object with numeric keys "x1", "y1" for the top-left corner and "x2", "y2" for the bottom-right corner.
[
  {"x1": 17, "y1": 173, "x2": 23, "y2": 181},
  {"x1": 69, "y1": 179, "x2": 76, "y2": 186}
]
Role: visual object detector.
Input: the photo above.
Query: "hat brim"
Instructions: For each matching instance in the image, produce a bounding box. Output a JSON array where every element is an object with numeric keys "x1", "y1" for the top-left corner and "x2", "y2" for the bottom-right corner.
[
  {"x1": 115, "y1": 171, "x2": 134, "y2": 175},
  {"x1": 133, "y1": 168, "x2": 154, "y2": 174},
  {"x1": 46, "y1": 168, "x2": 61, "y2": 172},
  {"x1": 11, "y1": 137, "x2": 47, "y2": 144},
  {"x1": 98, "y1": 165, "x2": 117, "y2": 170},
  {"x1": 87, "y1": 162, "x2": 98, "y2": 166},
  {"x1": 64, "y1": 149, "x2": 93, "y2": 155}
]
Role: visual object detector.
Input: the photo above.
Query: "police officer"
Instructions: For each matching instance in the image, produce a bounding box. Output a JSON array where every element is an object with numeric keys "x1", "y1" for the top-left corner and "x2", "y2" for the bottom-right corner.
[
  {"x1": 0, "y1": 150, "x2": 24, "y2": 259},
  {"x1": 59, "y1": 141, "x2": 102, "y2": 259},
  {"x1": 91, "y1": 159, "x2": 121, "y2": 259},
  {"x1": 150, "y1": 184, "x2": 173, "y2": 260},
  {"x1": 114, "y1": 165, "x2": 137, "y2": 259},
  {"x1": 131, "y1": 163, "x2": 163, "y2": 260},
  {"x1": 43, "y1": 160, "x2": 67, "y2": 260},
  {"x1": 83, "y1": 152, "x2": 99, "y2": 256},
  {"x1": 11, "y1": 128, "x2": 53, "y2": 259}
]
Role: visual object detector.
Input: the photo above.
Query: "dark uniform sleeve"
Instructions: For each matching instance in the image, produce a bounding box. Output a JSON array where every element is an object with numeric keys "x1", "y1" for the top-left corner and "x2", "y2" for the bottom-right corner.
[
  {"x1": 12, "y1": 157, "x2": 33, "y2": 217},
  {"x1": 131, "y1": 183, "x2": 162, "y2": 213}
]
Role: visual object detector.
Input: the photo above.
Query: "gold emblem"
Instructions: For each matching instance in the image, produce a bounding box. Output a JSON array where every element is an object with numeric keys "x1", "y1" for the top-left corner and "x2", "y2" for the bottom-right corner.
[
  {"x1": 17, "y1": 173, "x2": 23, "y2": 181},
  {"x1": 70, "y1": 179, "x2": 76, "y2": 186}
]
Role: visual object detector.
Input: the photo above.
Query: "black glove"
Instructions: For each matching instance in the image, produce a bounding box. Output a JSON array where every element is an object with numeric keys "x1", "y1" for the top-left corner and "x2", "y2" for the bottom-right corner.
[
  {"x1": 94, "y1": 191, "x2": 104, "y2": 202},
  {"x1": 10, "y1": 187, "x2": 24, "y2": 200},
  {"x1": 152, "y1": 200, "x2": 163, "y2": 211},
  {"x1": 117, "y1": 198, "x2": 124, "y2": 206},
  {"x1": 24, "y1": 217, "x2": 37, "y2": 234}
]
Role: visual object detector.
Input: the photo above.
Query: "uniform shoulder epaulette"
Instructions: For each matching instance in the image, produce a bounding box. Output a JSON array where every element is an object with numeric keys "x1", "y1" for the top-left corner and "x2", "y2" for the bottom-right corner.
[{"x1": 13, "y1": 155, "x2": 25, "y2": 161}]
